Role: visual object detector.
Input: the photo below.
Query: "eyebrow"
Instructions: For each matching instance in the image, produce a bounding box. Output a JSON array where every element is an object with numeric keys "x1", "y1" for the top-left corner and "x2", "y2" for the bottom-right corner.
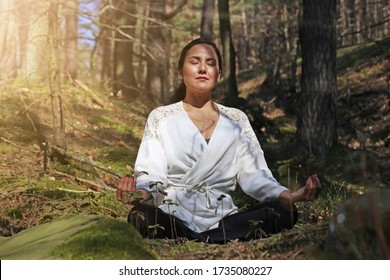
[{"x1": 188, "y1": 56, "x2": 217, "y2": 62}]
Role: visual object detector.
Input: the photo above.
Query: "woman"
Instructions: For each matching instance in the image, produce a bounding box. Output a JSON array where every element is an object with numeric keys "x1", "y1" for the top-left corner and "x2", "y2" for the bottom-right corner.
[{"x1": 117, "y1": 38, "x2": 321, "y2": 243}]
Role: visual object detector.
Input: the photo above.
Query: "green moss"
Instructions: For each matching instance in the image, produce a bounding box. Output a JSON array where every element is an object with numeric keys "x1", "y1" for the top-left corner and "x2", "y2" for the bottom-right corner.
[
  {"x1": 53, "y1": 164, "x2": 78, "y2": 175},
  {"x1": 0, "y1": 215, "x2": 157, "y2": 260},
  {"x1": 89, "y1": 115, "x2": 134, "y2": 134},
  {"x1": 94, "y1": 146, "x2": 137, "y2": 174},
  {"x1": 0, "y1": 175, "x2": 37, "y2": 191},
  {"x1": 0, "y1": 215, "x2": 104, "y2": 259},
  {"x1": 52, "y1": 218, "x2": 157, "y2": 260},
  {"x1": 146, "y1": 239, "x2": 209, "y2": 259},
  {"x1": 272, "y1": 116, "x2": 297, "y2": 136},
  {"x1": 0, "y1": 143, "x2": 19, "y2": 154}
]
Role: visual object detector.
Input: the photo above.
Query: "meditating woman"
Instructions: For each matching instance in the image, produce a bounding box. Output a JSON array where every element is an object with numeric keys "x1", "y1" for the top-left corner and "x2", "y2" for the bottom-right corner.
[{"x1": 116, "y1": 38, "x2": 321, "y2": 243}]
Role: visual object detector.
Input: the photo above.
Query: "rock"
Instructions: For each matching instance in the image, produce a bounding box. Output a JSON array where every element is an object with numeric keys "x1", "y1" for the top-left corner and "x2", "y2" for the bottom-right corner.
[
  {"x1": 324, "y1": 189, "x2": 390, "y2": 259},
  {"x1": 0, "y1": 215, "x2": 157, "y2": 260}
]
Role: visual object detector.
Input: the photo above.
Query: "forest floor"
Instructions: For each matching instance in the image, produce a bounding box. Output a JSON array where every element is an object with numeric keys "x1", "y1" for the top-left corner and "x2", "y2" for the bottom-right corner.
[{"x1": 0, "y1": 38, "x2": 389, "y2": 260}]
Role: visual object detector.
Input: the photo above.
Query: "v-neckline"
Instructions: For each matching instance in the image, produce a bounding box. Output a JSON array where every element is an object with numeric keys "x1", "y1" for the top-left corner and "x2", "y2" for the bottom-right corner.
[{"x1": 180, "y1": 101, "x2": 220, "y2": 144}]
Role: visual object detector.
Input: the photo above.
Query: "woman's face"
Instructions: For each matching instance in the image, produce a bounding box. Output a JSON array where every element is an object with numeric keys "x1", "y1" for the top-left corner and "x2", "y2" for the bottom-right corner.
[{"x1": 180, "y1": 43, "x2": 221, "y2": 96}]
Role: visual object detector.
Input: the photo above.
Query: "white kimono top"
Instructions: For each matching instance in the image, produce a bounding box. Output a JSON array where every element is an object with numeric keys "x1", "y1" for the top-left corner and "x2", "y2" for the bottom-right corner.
[{"x1": 134, "y1": 101, "x2": 287, "y2": 232}]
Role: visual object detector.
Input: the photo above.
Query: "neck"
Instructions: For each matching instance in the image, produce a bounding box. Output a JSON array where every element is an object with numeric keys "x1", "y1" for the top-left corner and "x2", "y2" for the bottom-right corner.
[{"x1": 183, "y1": 92, "x2": 212, "y2": 109}]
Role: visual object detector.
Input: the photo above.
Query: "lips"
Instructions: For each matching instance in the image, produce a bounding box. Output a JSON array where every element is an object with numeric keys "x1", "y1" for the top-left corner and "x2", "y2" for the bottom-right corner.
[{"x1": 196, "y1": 77, "x2": 209, "y2": 81}]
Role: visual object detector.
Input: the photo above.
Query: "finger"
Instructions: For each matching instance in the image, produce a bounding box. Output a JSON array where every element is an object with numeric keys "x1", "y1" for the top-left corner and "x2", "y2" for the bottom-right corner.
[
  {"x1": 314, "y1": 176, "x2": 321, "y2": 190},
  {"x1": 306, "y1": 180, "x2": 317, "y2": 201},
  {"x1": 305, "y1": 176, "x2": 314, "y2": 190},
  {"x1": 309, "y1": 174, "x2": 319, "y2": 188},
  {"x1": 130, "y1": 178, "x2": 136, "y2": 192},
  {"x1": 116, "y1": 177, "x2": 127, "y2": 200},
  {"x1": 123, "y1": 177, "x2": 136, "y2": 189},
  {"x1": 310, "y1": 179, "x2": 321, "y2": 200},
  {"x1": 118, "y1": 176, "x2": 138, "y2": 203},
  {"x1": 117, "y1": 176, "x2": 134, "y2": 200},
  {"x1": 310, "y1": 175, "x2": 322, "y2": 199}
]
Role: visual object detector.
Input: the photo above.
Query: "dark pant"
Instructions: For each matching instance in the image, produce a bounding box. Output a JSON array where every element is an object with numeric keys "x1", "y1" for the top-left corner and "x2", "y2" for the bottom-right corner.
[{"x1": 128, "y1": 201, "x2": 298, "y2": 244}]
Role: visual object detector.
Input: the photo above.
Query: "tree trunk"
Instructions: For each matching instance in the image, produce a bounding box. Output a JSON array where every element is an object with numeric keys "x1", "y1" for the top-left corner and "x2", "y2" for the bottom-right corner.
[
  {"x1": 48, "y1": 0, "x2": 66, "y2": 156},
  {"x1": 375, "y1": 0, "x2": 384, "y2": 38},
  {"x1": 0, "y1": 0, "x2": 14, "y2": 81},
  {"x1": 136, "y1": 2, "x2": 148, "y2": 89},
  {"x1": 238, "y1": 0, "x2": 251, "y2": 70},
  {"x1": 338, "y1": 0, "x2": 349, "y2": 46},
  {"x1": 0, "y1": 0, "x2": 11, "y2": 62},
  {"x1": 64, "y1": 0, "x2": 78, "y2": 80},
  {"x1": 23, "y1": 0, "x2": 49, "y2": 82},
  {"x1": 384, "y1": 2, "x2": 390, "y2": 38},
  {"x1": 99, "y1": 0, "x2": 113, "y2": 84},
  {"x1": 296, "y1": 0, "x2": 338, "y2": 157},
  {"x1": 146, "y1": 0, "x2": 169, "y2": 103},
  {"x1": 146, "y1": 0, "x2": 186, "y2": 103},
  {"x1": 354, "y1": 0, "x2": 362, "y2": 44},
  {"x1": 165, "y1": 0, "x2": 174, "y2": 97},
  {"x1": 288, "y1": 3, "x2": 301, "y2": 94},
  {"x1": 218, "y1": 0, "x2": 238, "y2": 101},
  {"x1": 200, "y1": 0, "x2": 214, "y2": 40},
  {"x1": 361, "y1": 0, "x2": 368, "y2": 40},
  {"x1": 112, "y1": 0, "x2": 137, "y2": 97}
]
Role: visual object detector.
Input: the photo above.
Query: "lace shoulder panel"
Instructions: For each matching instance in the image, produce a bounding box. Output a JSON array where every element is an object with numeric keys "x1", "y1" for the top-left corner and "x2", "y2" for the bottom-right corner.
[
  {"x1": 216, "y1": 103, "x2": 261, "y2": 153},
  {"x1": 142, "y1": 102, "x2": 182, "y2": 142}
]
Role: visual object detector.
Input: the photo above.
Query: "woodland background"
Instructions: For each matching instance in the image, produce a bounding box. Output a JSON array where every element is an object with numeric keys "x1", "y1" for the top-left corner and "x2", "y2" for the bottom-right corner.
[{"x1": 0, "y1": 0, "x2": 389, "y2": 260}]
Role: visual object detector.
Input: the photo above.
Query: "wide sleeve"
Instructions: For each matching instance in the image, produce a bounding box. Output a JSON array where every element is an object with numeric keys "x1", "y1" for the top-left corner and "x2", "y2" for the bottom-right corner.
[
  {"x1": 134, "y1": 109, "x2": 168, "y2": 193},
  {"x1": 236, "y1": 114, "x2": 288, "y2": 203}
]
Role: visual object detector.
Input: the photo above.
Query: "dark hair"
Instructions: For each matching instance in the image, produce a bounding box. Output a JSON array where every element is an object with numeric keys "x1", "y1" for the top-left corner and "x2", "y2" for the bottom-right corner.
[{"x1": 170, "y1": 38, "x2": 222, "y2": 103}]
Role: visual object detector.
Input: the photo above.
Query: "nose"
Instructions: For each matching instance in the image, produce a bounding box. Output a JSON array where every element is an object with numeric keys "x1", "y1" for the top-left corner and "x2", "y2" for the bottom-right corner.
[{"x1": 198, "y1": 62, "x2": 206, "y2": 74}]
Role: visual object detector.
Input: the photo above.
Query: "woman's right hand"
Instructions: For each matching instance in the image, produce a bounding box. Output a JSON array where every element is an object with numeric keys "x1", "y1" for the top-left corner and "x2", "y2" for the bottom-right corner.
[{"x1": 116, "y1": 176, "x2": 151, "y2": 205}]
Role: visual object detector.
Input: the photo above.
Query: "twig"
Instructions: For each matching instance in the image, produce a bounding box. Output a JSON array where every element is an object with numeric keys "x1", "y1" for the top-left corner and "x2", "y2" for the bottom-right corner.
[
  {"x1": 66, "y1": 120, "x2": 117, "y2": 147},
  {"x1": 0, "y1": 137, "x2": 29, "y2": 150},
  {"x1": 58, "y1": 187, "x2": 100, "y2": 193},
  {"x1": 100, "y1": 205, "x2": 121, "y2": 218},
  {"x1": 73, "y1": 79, "x2": 106, "y2": 108},
  {"x1": 17, "y1": 90, "x2": 51, "y2": 115},
  {"x1": 50, "y1": 146, "x2": 124, "y2": 178},
  {"x1": 20, "y1": 192, "x2": 58, "y2": 202},
  {"x1": 52, "y1": 170, "x2": 116, "y2": 192},
  {"x1": 18, "y1": 92, "x2": 37, "y2": 132}
]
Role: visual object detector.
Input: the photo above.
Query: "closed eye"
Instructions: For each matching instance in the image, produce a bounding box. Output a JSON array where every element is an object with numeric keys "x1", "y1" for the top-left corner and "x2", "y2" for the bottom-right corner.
[
  {"x1": 187, "y1": 56, "x2": 217, "y2": 66},
  {"x1": 189, "y1": 59, "x2": 199, "y2": 64},
  {"x1": 207, "y1": 59, "x2": 217, "y2": 66}
]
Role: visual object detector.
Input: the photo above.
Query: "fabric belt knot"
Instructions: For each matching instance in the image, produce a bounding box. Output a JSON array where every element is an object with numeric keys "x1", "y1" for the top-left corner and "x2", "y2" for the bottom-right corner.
[
  {"x1": 171, "y1": 181, "x2": 216, "y2": 209},
  {"x1": 188, "y1": 181, "x2": 214, "y2": 208}
]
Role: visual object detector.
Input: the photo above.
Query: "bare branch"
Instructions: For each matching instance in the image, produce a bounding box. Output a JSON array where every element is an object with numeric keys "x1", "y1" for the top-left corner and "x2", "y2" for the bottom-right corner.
[
  {"x1": 51, "y1": 146, "x2": 124, "y2": 178},
  {"x1": 51, "y1": 170, "x2": 115, "y2": 192}
]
